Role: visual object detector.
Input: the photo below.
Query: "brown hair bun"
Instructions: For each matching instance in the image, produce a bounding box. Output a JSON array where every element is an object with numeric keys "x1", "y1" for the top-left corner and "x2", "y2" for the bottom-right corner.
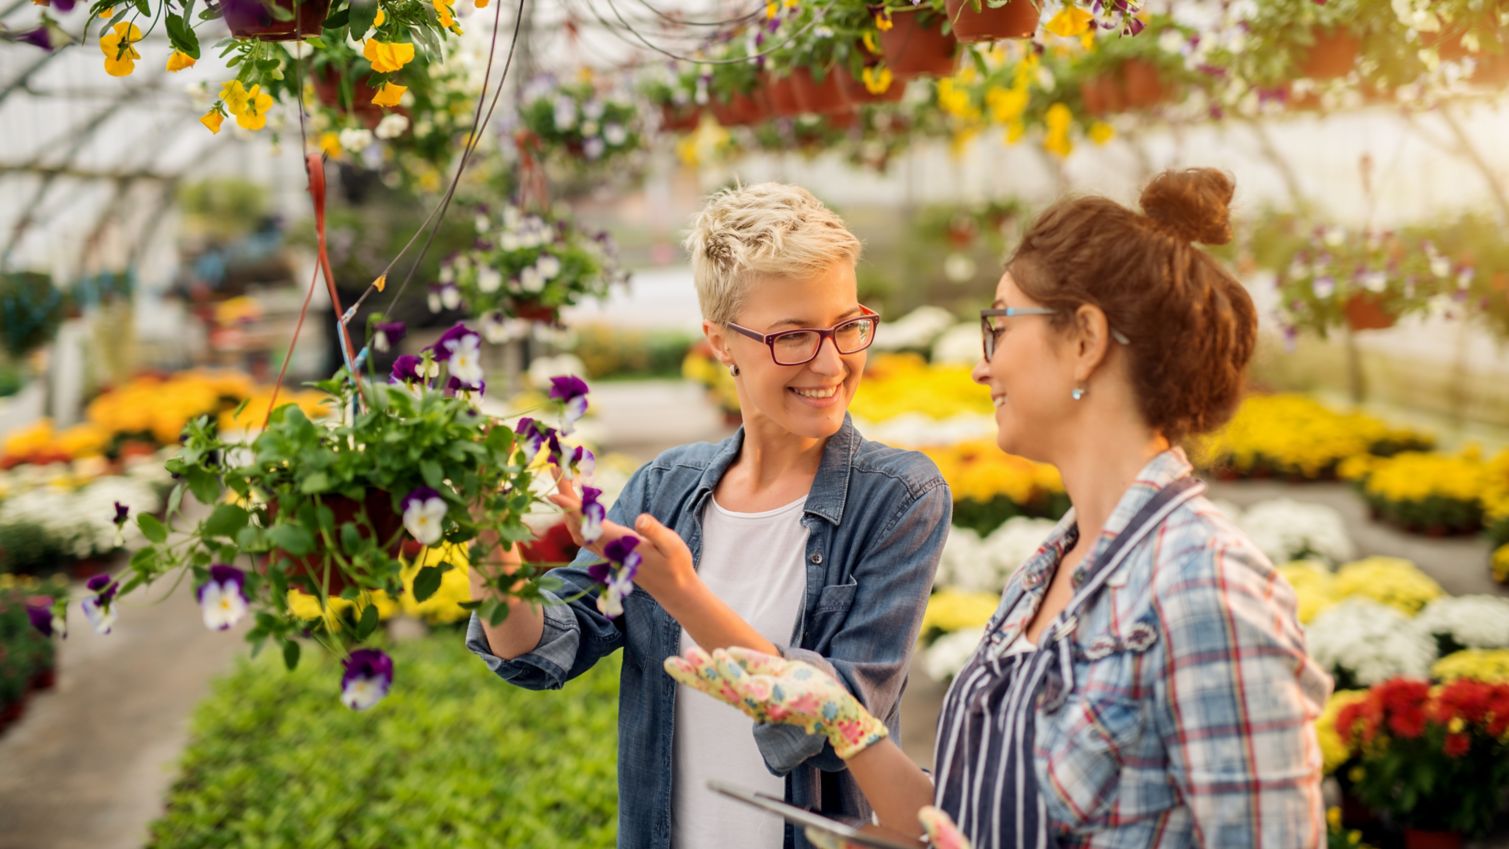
[{"x1": 1139, "y1": 168, "x2": 1235, "y2": 246}]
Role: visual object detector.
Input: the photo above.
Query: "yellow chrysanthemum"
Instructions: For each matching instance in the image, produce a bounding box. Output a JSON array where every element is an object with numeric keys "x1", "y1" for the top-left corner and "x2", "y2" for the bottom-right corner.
[
  {"x1": 1332, "y1": 556, "x2": 1444, "y2": 616},
  {"x1": 1315, "y1": 689, "x2": 1368, "y2": 773},
  {"x1": 99, "y1": 21, "x2": 142, "y2": 77},
  {"x1": 922, "y1": 589, "x2": 1000, "y2": 637},
  {"x1": 362, "y1": 38, "x2": 415, "y2": 73},
  {"x1": 166, "y1": 49, "x2": 195, "y2": 72},
  {"x1": 371, "y1": 81, "x2": 406, "y2": 108},
  {"x1": 1432, "y1": 648, "x2": 1509, "y2": 685},
  {"x1": 235, "y1": 84, "x2": 273, "y2": 131}
]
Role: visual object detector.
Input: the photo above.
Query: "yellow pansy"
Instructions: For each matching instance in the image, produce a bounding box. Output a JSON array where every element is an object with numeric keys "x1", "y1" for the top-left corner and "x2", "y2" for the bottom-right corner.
[
  {"x1": 474, "y1": 0, "x2": 487, "y2": 7},
  {"x1": 1044, "y1": 6, "x2": 1092, "y2": 37},
  {"x1": 861, "y1": 65, "x2": 893, "y2": 94},
  {"x1": 765, "y1": 1, "x2": 777, "y2": 19},
  {"x1": 985, "y1": 86, "x2": 1028, "y2": 123},
  {"x1": 372, "y1": 6, "x2": 385, "y2": 26},
  {"x1": 862, "y1": 31, "x2": 879, "y2": 55},
  {"x1": 1043, "y1": 102, "x2": 1074, "y2": 158},
  {"x1": 219, "y1": 80, "x2": 250, "y2": 115},
  {"x1": 936, "y1": 78, "x2": 971, "y2": 116},
  {"x1": 1004, "y1": 120, "x2": 1025, "y2": 144},
  {"x1": 97, "y1": 5, "x2": 113, "y2": 16},
  {"x1": 99, "y1": 21, "x2": 142, "y2": 77},
  {"x1": 166, "y1": 49, "x2": 195, "y2": 72},
  {"x1": 433, "y1": 0, "x2": 458, "y2": 31},
  {"x1": 1088, "y1": 121, "x2": 1115, "y2": 145},
  {"x1": 371, "y1": 81, "x2": 406, "y2": 108},
  {"x1": 874, "y1": 10, "x2": 893, "y2": 31},
  {"x1": 235, "y1": 84, "x2": 273, "y2": 130},
  {"x1": 363, "y1": 38, "x2": 415, "y2": 73},
  {"x1": 318, "y1": 131, "x2": 342, "y2": 157}
]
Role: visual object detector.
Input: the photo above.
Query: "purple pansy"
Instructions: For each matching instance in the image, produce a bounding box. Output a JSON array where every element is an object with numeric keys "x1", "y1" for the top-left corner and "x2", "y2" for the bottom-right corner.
[
  {"x1": 548, "y1": 375, "x2": 590, "y2": 433},
  {"x1": 374, "y1": 321, "x2": 406, "y2": 353},
  {"x1": 340, "y1": 648, "x2": 394, "y2": 710},
  {"x1": 113, "y1": 501, "x2": 129, "y2": 526},
  {"x1": 428, "y1": 322, "x2": 478, "y2": 362},
  {"x1": 514, "y1": 417, "x2": 555, "y2": 458},
  {"x1": 580, "y1": 486, "x2": 605, "y2": 544},
  {"x1": 81, "y1": 574, "x2": 119, "y2": 634},
  {"x1": 26, "y1": 597, "x2": 56, "y2": 638},
  {"x1": 195, "y1": 564, "x2": 248, "y2": 631},
  {"x1": 391, "y1": 354, "x2": 423, "y2": 383}
]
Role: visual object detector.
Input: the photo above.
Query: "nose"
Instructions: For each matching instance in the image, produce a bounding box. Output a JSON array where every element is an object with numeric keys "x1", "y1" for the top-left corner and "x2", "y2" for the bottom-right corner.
[
  {"x1": 806, "y1": 334, "x2": 846, "y2": 376},
  {"x1": 971, "y1": 355, "x2": 991, "y2": 385}
]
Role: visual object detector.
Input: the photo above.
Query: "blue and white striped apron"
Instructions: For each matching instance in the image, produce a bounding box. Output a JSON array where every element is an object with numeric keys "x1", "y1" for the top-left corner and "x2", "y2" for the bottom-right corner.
[{"x1": 933, "y1": 477, "x2": 1203, "y2": 849}]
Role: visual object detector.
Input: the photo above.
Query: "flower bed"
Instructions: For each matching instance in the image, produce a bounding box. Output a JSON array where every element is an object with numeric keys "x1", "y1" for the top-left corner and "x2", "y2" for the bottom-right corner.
[
  {"x1": 1196, "y1": 394, "x2": 1435, "y2": 481},
  {"x1": 146, "y1": 634, "x2": 619, "y2": 849},
  {"x1": 1343, "y1": 448, "x2": 1498, "y2": 536},
  {"x1": 0, "y1": 574, "x2": 62, "y2": 735},
  {"x1": 922, "y1": 441, "x2": 1067, "y2": 535}
]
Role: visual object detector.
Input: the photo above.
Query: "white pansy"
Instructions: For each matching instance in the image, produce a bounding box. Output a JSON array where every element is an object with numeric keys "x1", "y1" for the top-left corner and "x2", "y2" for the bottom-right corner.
[
  {"x1": 603, "y1": 123, "x2": 627, "y2": 146},
  {"x1": 520, "y1": 266, "x2": 545, "y2": 293},
  {"x1": 375, "y1": 113, "x2": 409, "y2": 140},
  {"x1": 402, "y1": 495, "x2": 448, "y2": 546},
  {"x1": 338, "y1": 128, "x2": 374, "y2": 154},
  {"x1": 477, "y1": 267, "x2": 503, "y2": 293},
  {"x1": 501, "y1": 232, "x2": 520, "y2": 252},
  {"x1": 448, "y1": 334, "x2": 484, "y2": 385},
  {"x1": 441, "y1": 285, "x2": 462, "y2": 310},
  {"x1": 536, "y1": 254, "x2": 561, "y2": 280},
  {"x1": 553, "y1": 96, "x2": 576, "y2": 129}
]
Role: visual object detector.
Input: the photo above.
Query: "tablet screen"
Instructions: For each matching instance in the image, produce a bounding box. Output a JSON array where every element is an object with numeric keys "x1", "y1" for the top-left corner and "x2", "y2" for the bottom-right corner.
[{"x1": 706, "y1": 780, "x2": 924, "y2": 849}]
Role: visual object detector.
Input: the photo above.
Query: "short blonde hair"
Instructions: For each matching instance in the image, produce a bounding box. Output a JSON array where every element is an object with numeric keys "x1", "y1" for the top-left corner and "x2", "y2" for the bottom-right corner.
[{"x1": 683, "y1": 182, "x2": 862, "y2": 325}]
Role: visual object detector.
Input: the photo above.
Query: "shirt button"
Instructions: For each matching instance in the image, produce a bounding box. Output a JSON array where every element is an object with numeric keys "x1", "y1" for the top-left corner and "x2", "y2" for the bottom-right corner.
[{"x1": 809, "y1": 553, "x2": 822, "y2": 565}]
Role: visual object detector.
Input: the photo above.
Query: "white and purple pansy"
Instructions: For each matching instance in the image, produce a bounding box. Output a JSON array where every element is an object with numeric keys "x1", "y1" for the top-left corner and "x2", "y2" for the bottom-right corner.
[
  {"x1": 390, "y1": 354, "x2": 423, "y2": 384},
  {"x1": 557, "y1": 444, "x2": 595, "y2": 483},
  {"x1": 374, "y1": 321, "x2": 406, "y2": 353},
  {"x1": 588, "y1": 536, "x2": 641, "y2": 618},
  {"x1": 427, "y1": 282, "x2": 463, "y2": 314},
  {"x1": 445, "y1": 377, "x2": 486, "y2": 408},
  {"x1": 80, "y1": 574, "x2": 119, "y2": 635},
  {"x1": 340, "y1": 648, "x2": 394, "y2": 710},
  {"x1": 513, "y1": 417, "x2": 555, "y2": 458},
  {"x1": 25, "y1": 597, "x2": 58, "y2": 638},
  {"x1": 580, "y1": 485, "x2": 605, "y2": 544},
  {"x1": 548, "y1": 375, "x2": 590, "y2": 434},
  {"x1": 195, "y1": 564, "x2": 249, "y2": 631},
  {"x1": 445, "y1": 331, "x2": 484, "y2": 385},
  {"x1": 401, "y1": 486, "x2": 448, "y2": 546}
]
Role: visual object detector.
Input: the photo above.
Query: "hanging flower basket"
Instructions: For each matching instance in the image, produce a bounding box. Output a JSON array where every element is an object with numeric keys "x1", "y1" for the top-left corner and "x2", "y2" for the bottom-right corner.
[
  {"x1": 1080, "y1": 75, "x2": 1126, "y2": 117},
  {"x1": 659, "y1": 104, "x2": 701, "y2": 133},
  {"x1": 837, "y1": 69, "x2": 905, "y2": 107},
  {"x1": 311, "y1": 66, "x2": 384, "y2": 130},
  {"x1": 1344, "y1": 293, "x2": 1397, "y2": 331},
  {"x1": 1298, "y1": 26, "x2": 1359, "y2": 80},
  {"x1": 944, "y1": 0, "x2": 1040, "y2": 43},
  {"x1": 710, "y1": 92, "x2": 765, "y2": 127},
  {"x1": 877, "y1": 12, "x2": 958, "y2": 77},
  {"x1": 766, "y1": 72, "x2": 804, "y2": 118},
  {"x1": 1403, "y1": 830, "x2": 1464, "y2": 849},
  {"x1": 221, "y1": 0, "x2": 332, "y2": 41},
  {"x1": 513, "y1": 301, "x2": 561, "y2": 325},
  {"x1": 1121, "y1": 59, "x2": 1169, "y2": 108},
  {"x1": 791, "y1": 67, "x2": 850, "y2": 115}
]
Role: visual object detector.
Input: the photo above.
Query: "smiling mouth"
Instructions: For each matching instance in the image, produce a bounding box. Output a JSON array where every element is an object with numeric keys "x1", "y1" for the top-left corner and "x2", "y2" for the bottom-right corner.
[
  {"x1": 790, "y1": 385, "x2": 840, "y2": 399},
  {"x1": 992, "y1": 395, "x2": 1005, "y2": 408}
]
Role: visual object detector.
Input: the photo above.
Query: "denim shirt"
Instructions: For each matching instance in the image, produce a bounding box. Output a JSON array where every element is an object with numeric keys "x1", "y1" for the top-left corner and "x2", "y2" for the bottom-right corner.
[{"x1": 466, "y1": 415, "x2": 951, "y2": 849}]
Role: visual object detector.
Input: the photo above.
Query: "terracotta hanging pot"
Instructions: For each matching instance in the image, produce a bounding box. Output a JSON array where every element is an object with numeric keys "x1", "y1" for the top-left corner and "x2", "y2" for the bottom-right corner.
[
  {"x1": 1121, "y1": 58, "x2": 1169, "y2": 108},
  {"x1": 709, "y1": 91, "x2": 763, "y2": 127},
  {"x1": 659, "y1": 103, "x2": 701, "y2": 133},
  {"x1": 312, "y1": 66, "x2": 383, "y2": 129},
  {"x1": 513, "y1": 301, "x2": 560, "y2": 324},
  {"x1": 1079, "y1": 75, "x2": 1125, "y2": 117},
  {"x1": 269, "y1": 491, "x2": 405, "y2": 598},
  {"x1": 837, "y1": 68, "x2": 906, "y2": 107},
  {"x1": 1298, "y1": 26, "x2": 1359, "y2": 79},
  {"x1": 877, "y1": 11, "x2": 958, "y2": 77},
  {"x1": 944, "y1": 0, "x2": 1040, "y2": 43},
  {"x1": 1343, "y1": 292, "x2": 1397, "y2": 331},
  {"x1": 766, "y1": 72, "x2": 804, "y2": 117},
  {"x1": 1403, "y1": 829, "x2": 1464, "y2": 849},
  {"x1": 791, "y1": 67, "x2": 851, "y2": 115},
  {"x1": 222, "y1": 0, "x2": 332, "y2": 41}
]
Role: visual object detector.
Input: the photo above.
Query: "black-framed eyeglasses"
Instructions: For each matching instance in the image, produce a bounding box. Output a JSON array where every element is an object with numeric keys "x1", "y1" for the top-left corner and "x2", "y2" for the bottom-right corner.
[
  {"x1": 980, "y1": 307, "x2": 1131, "y2": 362},
  {"x1": 726, "y1": 306, "x2": 881, "y2": 366}
]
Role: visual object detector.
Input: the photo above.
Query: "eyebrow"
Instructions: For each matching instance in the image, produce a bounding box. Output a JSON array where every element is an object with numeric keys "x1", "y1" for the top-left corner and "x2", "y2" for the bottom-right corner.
[{"x1": 767, "y1": 306, "x2": 866, "y2": 330}]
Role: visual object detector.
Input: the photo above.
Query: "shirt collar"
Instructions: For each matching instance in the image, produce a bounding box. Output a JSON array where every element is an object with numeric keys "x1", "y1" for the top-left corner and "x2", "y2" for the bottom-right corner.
[{"x1": 694, "y1": 414, "x2": 857, "y2": 526}]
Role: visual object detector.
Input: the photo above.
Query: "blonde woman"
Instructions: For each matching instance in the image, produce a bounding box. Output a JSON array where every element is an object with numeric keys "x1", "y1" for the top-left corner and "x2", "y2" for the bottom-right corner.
[{"x1": 467, "y1": 183, "x2": 951, "y2": 849}]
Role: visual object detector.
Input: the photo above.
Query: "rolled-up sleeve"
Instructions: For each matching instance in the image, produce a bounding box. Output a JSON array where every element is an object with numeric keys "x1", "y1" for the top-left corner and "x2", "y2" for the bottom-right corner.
[
  {"x1": 1152, "y1": 540, "x2": 1332, "y2": 848},
  {"x1": 465, "y1": 465, "x2": 653, "y2": 690},
  {"x1": 757, "y1": 478, "x2": 952, "y2": 774}
]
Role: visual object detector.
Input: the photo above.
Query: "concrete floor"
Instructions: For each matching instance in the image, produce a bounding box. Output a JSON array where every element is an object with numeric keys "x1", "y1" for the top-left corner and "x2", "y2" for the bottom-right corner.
[{"x1": 1, "y1": 380, "x2": 1504, "y2": 848}]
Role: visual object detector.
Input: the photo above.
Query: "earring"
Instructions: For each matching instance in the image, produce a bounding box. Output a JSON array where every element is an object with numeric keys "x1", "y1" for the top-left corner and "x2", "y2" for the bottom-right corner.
[
  {"x1": 729, "y1": 363, "x2": 740, "y2": 377},
  {"x1": 1071, "y1": 386, "x2": 1085, "y2": 401}
]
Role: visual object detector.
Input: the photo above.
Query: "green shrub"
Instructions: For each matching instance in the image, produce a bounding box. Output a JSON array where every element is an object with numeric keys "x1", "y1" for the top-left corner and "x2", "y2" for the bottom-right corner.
[
  {"x1": 0, "y1": 521, "x2": 67, "y2": 576},
  {"x1": 0, "y1": 587, "x2": 54, "y2": 708},
  {"x1": 148, "y1": 634, "x2": 620, "y2": 849},
  {"x1": 571, "y1": 324, "x2": 696, "y2": 381}
]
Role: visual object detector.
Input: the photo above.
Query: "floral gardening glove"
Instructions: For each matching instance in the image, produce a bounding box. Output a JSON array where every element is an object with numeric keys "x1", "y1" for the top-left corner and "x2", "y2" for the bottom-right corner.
[
  {"x1": 663, "y1": 645, "x2": 888, "y2": 760},
  {"x1": 801, "y1": 806, "x2": 971, "y2": 849}
]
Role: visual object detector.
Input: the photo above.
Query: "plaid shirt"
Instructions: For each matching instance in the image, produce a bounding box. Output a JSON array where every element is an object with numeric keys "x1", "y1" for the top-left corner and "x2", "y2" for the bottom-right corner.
[{"x1": 972, "y1": 449, "x2": 1331, "y2": 848}]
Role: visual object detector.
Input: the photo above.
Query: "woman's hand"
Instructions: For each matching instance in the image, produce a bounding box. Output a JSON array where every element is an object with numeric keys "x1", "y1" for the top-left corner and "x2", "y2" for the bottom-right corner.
[
  {"x1": 663, "y1": 645, "x2": 889, "y2": 760},
  {"x1": 548, "y1": 478, "x2": 699, "y2": 604}
]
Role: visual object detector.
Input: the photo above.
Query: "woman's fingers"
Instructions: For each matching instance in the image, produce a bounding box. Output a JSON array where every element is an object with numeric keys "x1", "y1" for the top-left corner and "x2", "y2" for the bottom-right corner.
[{"x1": 919, "y1": 806, "x2": 971, "y2": 849}]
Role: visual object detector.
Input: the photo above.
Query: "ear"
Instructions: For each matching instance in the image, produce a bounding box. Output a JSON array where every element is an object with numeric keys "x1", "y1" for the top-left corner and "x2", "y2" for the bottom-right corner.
[
  {"x1": 1068, "y1": 304, "x2": 1114, "y2": 383},
  {"x1": 703, "y1": 320, "x2": 735, "y2": 367}
]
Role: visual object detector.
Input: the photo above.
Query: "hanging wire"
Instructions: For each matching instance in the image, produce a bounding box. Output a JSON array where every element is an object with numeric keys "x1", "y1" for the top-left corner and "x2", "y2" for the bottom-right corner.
[
  {"x1": 631, "y1": 0, "x2": 766, "y2": 28},
  {"x1": 584, "y1": 0, "x2": 837, "y2": 65}
]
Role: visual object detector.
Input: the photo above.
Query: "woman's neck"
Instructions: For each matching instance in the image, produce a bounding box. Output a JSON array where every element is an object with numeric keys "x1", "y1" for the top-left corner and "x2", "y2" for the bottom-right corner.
[
  {"x1": 718, "y1": 413, "x2": 828, "y2": 507},
  {"x1": 1052, "y1": 423, "x2": 1171, "y2": 548}
]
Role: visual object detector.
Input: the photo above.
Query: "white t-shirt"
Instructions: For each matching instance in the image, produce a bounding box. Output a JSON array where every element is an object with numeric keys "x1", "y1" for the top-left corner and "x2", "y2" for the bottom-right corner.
[{"x1": 672, "y1": 494, "x2": 810, "y2": 849}]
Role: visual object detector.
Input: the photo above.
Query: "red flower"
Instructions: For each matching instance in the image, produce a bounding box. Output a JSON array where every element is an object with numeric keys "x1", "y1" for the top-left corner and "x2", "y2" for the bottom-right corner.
[
  {"x1": 1387, "y1": 708, "x2": 1428, "y2": 740},
  {"x1": 1444, "y1": 732, "x2": 1471, "y2": 758}
]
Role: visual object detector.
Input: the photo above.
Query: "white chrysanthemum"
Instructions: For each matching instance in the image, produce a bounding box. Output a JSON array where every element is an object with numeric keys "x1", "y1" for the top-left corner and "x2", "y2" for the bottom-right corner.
[
  {"x1": 1236, "y1": 498, "x2": 1355, "y2": 566},
  {"x1": 1414, "y1": 595, "x2": 1509, "y2": 650},
  {"x1": 1306, "y1": 599, "x2": 1435, "y2": 686},
  {"x1": 924, "y1": 628, "x2": 984, "y2": 682}
]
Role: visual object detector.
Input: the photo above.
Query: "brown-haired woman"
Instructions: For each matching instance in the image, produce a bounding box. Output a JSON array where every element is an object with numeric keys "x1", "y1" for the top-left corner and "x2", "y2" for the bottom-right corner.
[{"x1": 663, "y1": 168, "x2": 1333, "y2": 849}]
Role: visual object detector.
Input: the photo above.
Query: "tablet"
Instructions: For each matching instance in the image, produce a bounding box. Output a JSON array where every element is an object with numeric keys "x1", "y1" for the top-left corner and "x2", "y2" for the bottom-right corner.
[{"x1": 706, "y1": 780, "x2": 925, "y2": 849}]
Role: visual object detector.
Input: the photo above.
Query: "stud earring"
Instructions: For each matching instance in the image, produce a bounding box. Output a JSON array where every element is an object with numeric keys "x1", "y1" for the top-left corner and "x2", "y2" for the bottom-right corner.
[
  {"x1": 729, "y1": 363, "x2": 740, "y2": 377},
  {"x1": 1071, "y1": 386, "x2": 1085, "y2": 401}
]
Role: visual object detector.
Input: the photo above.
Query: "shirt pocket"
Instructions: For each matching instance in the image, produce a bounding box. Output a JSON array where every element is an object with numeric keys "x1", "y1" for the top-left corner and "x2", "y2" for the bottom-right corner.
[
  {"x1": 1036, "y1": 622, "x2": 1159, "y2": 832},
  {"x1": 814, "y1": 578, "x2": 858, "y2": 615}
]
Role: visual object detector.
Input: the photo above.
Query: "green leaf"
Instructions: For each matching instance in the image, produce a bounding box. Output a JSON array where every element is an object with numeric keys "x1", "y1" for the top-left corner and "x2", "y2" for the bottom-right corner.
[
  {"x1": 166, "y1": 483, "x2": 185, "y2": 518},
  {"x1": 282, "y1": 639, "x2": 301, "y2": 671},
  {"x1": 203, "y1": 504, "x2": 250, "y2": 540},
  {"x1": 419, "y1": 459, "x2": 444, "y2": 489},
  {"x1": 132, "y1": 0, "x2": 149, "y2": 16},
  {"x1": 186, "y1": 467, "x2": 222, "y2": 505},
  {"x1": 319, "y1": 5, "x2": 347, "y2": 31},
  {"x1": 268, "y1": 524, "x2": 316, "y2": 556},
  {"x1": 412, "y1": 565, "x2": 443, "y2": 603},
  {"x1": 300, "y1": 472, "x2": 332, "y2": 494},
  {"x1": 355, "y1": 602, "x2": 379, "y2": 639},
  {"x1": 236, "y1": 525, "x2": 264, "y2": 550},
  {"x1": 138, "y1": 513, "x2": 168, "y2": 544},
  {"x1": 165, "y1": 13, "x2": 200, "y2": 58},
  {"x1": 347, "y1": 0, "x2": 376, "y2": 37}
]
